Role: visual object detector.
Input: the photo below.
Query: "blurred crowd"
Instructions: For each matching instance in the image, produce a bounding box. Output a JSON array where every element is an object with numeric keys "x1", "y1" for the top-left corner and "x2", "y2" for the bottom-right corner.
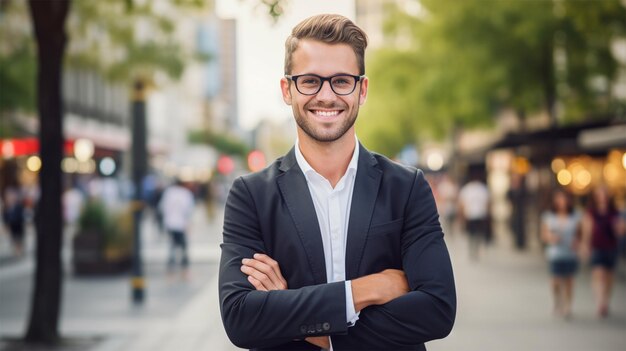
[
  {"x1": 428, "y1": 171, "x2": 626, "y2": 320},
  {"x1": 0, "y1": 172, "x2": 232, "y2": 260}
]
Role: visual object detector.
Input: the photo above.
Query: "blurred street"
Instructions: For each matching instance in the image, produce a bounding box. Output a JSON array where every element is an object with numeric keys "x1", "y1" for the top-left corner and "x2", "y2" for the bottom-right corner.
[
  {"x1": 0, "y1": 204, "x2": 238, "y2": 351},
  {"x1": 0, "y1": 207, "x2": 624, "y2": 351}
]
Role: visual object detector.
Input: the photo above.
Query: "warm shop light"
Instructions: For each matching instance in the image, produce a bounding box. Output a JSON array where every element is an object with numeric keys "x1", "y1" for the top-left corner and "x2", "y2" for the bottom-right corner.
[
  {"x1": 603, "y1": 164, "x2": 620, "y2": 183},
  {"x1": 573, "y1": 169, "x2": 591, "y2": 189},
  {"x1": 622, "y1": 152, "x2": 626, "y2": 170},
  {"x1": 551, "y1": 158, "x2": 566, "y2": 173},
  {"x1": 26, "y1": 156, "x2": 42, "y2": 172},
  {"x1": 77, "y1": 160, "x2": 96, "y2": 174},
  {"x1": 513, "y1": 156, "x2": 530, "y2": 174},
  {"x1": 62, "y1": 157, "x2": 78, "y2": 173},
  {"x1": 426, "y1": 153, "x2": 444, "y2": 171},
  {"x1": 557, "y1": 169, "x2": 572, "y2": 185},
  {"x1": 74, "y1": 138, "x2": 94, "y2": 162}
]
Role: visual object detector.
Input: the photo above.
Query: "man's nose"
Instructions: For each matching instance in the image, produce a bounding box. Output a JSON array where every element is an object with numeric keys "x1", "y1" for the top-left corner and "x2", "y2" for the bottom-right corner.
[{"x1": 316, "y1": 80, "x2": 336, "y2": 100}]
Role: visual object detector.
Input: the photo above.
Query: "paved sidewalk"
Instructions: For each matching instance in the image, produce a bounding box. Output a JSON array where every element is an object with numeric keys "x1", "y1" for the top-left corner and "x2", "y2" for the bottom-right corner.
[
  {"x1": 0, "y1": 204, "x2": 238, "y2": 351},
  {"x1": 429, "y1": 230, "x2": 626, "y2": 351}
]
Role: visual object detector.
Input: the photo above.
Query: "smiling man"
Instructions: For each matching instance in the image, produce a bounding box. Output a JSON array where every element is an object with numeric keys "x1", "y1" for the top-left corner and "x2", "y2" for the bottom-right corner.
[{"x1": 219, "y1": 14, "x2": 456, "y2": 351}]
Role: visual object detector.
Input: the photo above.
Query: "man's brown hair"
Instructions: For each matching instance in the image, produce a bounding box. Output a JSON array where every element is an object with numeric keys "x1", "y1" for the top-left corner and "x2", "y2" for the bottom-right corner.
[{"x1": 284, "y1": 14, "x2": 368, "y2": 75}]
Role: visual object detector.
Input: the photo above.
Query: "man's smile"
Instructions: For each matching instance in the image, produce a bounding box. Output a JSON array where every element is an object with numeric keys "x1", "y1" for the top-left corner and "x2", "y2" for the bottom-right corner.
[{"x1": 308, "y1": 108, "x2": 345, "y2": 121}]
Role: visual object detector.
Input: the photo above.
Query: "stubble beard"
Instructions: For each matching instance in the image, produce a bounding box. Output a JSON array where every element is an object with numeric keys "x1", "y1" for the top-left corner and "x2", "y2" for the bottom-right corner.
[{"x1": 294, "y1": 101, "x2": 358, "y2": 143}]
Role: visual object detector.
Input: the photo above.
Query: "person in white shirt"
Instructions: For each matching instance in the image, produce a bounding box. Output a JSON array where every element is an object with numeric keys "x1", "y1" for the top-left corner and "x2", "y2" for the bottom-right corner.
[
  {"x1": 159, "y1": 179, "x2": 194, "y2": 276},
  {"x1": 458, "y1": 172, "x2": 491, "y2": 260}
]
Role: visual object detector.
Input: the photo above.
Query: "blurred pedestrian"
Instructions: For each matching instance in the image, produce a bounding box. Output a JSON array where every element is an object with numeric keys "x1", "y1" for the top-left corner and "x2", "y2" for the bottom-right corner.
[
  {"x1": 159, "y1": 178, "x2": 195, "y2": 279},
  {"x1": 437, "y1": 173, "x2": 458, "y2": 236},
  {"x1": 541, "y1": 189, "x2": 581, "y2": 318},
  {"x1": 507, "y1": 173, "x2": 527, "y2": 250},
  {"x1": 2, "y1": 187, "x2": 26, "y2": 256},
  {"x1": 150, "y1": 180, "x2": 165, "y2": 236},
  {"x1": 615, "y1": 194, "x2": 626, "y2": 277},
  {"x1": 458, "y1": 171, "x2": 490, "y2": 260},
  {"x1": 581, "y1": 186, "x2": 626, "y2": 318},
  {"x1": 63, "y1": 185, "x2": 85, "y2": 227}
]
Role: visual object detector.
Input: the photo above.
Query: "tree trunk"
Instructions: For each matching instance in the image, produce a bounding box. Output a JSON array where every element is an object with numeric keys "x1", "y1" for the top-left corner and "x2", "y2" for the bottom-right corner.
[{"x1": 25, "y1": 0, "x2": 70, "y2": 344}]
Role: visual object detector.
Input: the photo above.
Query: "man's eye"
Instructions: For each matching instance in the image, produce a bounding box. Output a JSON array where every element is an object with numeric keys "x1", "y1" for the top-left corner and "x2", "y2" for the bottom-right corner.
[
  {"x1": 300, "y1": 77, "x2": 320, "y2": 85},
  {"x1": 333, "y1": 78, "x2": 351, "y2": 85}
]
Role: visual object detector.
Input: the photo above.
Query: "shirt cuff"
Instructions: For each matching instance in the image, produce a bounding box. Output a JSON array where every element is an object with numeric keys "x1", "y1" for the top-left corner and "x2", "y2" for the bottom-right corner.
[{"x1": 345, "y1": 280, "x2": 360, "y2": 327}]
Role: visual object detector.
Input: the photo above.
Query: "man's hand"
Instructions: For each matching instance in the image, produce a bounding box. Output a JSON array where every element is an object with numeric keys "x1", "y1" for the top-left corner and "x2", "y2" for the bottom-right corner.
[
  {"x1": 240, "y1": 253, "x2": 287, "y2": 291},
  {"x1": 351, "y1": 269, "x2": 409, "y2": 312},
  {"x1": 241, "y1": 253, "x2": 330, "y2": 349},
  {"x1": 305, "y1": 336, "x2": 330, "y2": 349}
]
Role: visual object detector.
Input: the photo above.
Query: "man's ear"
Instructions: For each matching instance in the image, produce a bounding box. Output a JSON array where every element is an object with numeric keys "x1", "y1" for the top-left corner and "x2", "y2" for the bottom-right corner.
[
  {"x1": 358, "y1": 76, "x2": 369, "y2": 106},
  {"x1": 280, "y1": 77, "x2": 292, "y2": 105}
]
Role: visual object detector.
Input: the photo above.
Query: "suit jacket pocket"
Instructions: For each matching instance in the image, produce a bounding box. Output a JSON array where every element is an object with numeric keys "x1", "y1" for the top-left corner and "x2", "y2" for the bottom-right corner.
[
  {"x1": 368, "y1": 218, "x2": 404, "y2": 236},
  {"x1": 363, "y1": 218, "x2": 404, "y2": 271}
]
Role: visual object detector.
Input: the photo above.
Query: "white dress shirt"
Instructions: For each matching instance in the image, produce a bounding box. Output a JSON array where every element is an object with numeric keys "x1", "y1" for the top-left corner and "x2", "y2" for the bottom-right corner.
[{"x1": 294, "y1": 137, "x2": 360, "y2": 331}]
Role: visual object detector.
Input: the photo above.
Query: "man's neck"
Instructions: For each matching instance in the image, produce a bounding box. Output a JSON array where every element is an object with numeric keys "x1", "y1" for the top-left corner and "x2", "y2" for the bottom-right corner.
[{"x1": 298, "y1": 132, "x2": 356, "y2": 188}]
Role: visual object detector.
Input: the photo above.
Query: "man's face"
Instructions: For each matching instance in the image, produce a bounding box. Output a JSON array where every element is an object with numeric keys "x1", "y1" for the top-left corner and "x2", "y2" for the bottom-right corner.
[{"x1": 281, "y1": 39, "x2": 368, "y2": 143}]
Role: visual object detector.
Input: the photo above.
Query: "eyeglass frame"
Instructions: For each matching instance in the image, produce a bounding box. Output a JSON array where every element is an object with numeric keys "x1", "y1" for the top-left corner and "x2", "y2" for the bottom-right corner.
[{"x1": 284, "y1": 73, "x2": 365, "y2": 96}]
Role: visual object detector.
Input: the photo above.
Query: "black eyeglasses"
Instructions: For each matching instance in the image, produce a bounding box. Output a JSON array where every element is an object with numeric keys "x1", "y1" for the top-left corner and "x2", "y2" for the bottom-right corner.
[{"x1": 285, "y1": 74, "x2": 364, "y2": 96}]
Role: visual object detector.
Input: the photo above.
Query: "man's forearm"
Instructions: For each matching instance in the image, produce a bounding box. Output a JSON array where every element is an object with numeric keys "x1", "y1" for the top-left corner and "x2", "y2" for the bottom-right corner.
[
  {"x1": 221, "y1": 248, "x2": 349, "y2": 348},
  {"x1": 351, "y1": 269, "x2": 409, "y2": 312},
  {"x1": 331, "y1": 289, "x2": 456, "y2": 349}
]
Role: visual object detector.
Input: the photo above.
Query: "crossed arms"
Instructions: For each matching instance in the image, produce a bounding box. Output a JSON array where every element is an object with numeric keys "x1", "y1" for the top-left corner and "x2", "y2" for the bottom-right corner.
[
  {"x1": 242, "y1": 253, "x2": 409, "y2": 349},
  {"x1": 219, "y1": 172, "x2": 456, "y2": 350}
]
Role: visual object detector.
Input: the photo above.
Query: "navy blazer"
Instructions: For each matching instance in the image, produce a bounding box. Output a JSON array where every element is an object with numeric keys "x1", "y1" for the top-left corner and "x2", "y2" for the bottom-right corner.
[{"x1": 219, "y1": 144, "x2": 456, "y2": 350}]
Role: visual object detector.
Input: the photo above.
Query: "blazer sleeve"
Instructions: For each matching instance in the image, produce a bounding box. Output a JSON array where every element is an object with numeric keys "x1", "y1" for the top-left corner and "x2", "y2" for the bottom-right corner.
[
  {"x1": 331, "y1": 170, "x2": 457, "y2": 350},
  {"x1": 219, "y1": 176, "x2": 348, "y2": 349}
]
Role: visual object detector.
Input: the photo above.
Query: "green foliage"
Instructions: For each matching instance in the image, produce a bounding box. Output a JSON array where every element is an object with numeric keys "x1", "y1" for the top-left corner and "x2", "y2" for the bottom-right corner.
[
  {"x1": 261, "y1": 0, "x2": 286, "y2": 21},
  {"x1": 105, "y1": 207, "x2": 133, "y2": 255},
  {"x1": 66, "y1": 0, "x2": 208, "y2": 85},
  {"x1": 78, "y1": 199, "x2": 132, "y2": 252},
  {"x1": 188, "y1": 129, "x2": 250, "y2": 157},
  {"x1": 0, "y1": 0, "x2": 36, "y2": 114},
  {"x1": 0, "y1": 45, "x2": 36, "y2": 112},
  {"x1": 358, "y1": 0, "x2": 626, "y2": 156},
  {"x1": 78, "y1": 200, "x2": 113, "y2": 233}
]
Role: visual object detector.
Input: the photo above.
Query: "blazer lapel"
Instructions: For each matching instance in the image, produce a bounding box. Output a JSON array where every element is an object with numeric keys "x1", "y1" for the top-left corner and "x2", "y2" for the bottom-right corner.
[
  {"x1": 276, "y1": 148, "x2": 327, "y2": 284},
  {"x1": 345, "y1": 145, "x2": 382, "y2": 280}
]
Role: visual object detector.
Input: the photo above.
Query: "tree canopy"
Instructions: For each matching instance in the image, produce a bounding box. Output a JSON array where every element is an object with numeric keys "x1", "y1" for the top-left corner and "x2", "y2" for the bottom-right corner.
[
  {"x1": 0, "y1": 0, "x2": 37, "y2": 137},
  {"x1": 357, "y1": 0, "x2": 626, "y2": 157}
]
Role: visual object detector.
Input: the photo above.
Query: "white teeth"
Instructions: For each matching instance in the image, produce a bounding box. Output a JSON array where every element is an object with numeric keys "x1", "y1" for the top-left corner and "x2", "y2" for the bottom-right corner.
[{"x1": 313, "y1": 110, "x2": 340, "y2": 117}]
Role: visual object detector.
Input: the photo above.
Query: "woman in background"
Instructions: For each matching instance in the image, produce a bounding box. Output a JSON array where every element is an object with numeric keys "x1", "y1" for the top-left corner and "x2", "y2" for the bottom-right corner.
[
  {"x1": 541, "y1": 189, "x2": 581, "y2": 318},
  {"x1": 582, "y1": 186, "x2": 625, "y2": 318}
]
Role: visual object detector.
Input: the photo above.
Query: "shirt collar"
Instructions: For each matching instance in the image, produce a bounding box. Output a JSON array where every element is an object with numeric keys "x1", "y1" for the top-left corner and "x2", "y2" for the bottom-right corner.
[{"x1": 295, "y1": 135, "x2": 360, "y2": 181}]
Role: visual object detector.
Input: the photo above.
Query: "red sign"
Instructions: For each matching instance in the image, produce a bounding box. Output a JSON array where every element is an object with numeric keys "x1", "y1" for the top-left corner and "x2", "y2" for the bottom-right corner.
[
  {"x1": 217, "y1": 155, "x2": 235, "y2": 175},
  {"x1": 247, "y1": 150, "x2": 266, "y2": 172}
]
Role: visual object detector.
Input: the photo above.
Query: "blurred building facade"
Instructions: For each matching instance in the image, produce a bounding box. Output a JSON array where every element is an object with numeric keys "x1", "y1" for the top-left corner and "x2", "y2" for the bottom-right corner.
[{"x1": 0, "y1": 2, "x2": 245, "y2": 202}]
